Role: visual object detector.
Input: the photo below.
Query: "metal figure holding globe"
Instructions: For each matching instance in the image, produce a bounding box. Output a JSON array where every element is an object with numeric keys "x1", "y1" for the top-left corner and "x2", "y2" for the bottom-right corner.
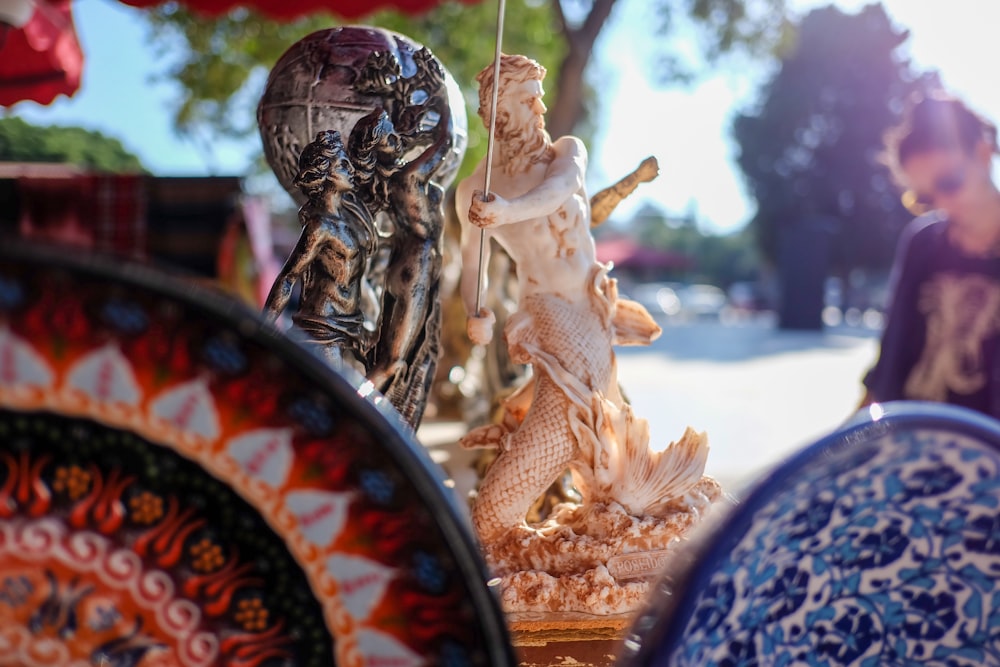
[{"x1": 258, "y1": 27, "x2": 465, "y2": 429}]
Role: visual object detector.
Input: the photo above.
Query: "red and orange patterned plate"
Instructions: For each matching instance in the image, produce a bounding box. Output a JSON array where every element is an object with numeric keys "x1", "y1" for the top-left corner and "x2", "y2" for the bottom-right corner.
[{"x1": 0, "y1": 241, "x2": 514, "y2": 667}]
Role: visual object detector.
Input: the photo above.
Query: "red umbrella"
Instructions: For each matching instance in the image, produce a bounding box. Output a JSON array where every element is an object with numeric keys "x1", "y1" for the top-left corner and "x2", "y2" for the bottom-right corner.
[
  {"x1": 0, "y1": 0, "x2": 83, "y2": 107},
  {"x1": 0, "y1": 0, "x2": 481, "y2": 107}
]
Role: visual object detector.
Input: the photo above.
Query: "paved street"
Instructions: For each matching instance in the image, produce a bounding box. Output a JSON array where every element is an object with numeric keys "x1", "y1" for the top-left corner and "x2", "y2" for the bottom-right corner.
[
  {"x1": 616, "y1": 315, "x2": 880, "y2": 493},
  {"x1": 419, "y1": 314, "x2": 882, "y2": 502}
]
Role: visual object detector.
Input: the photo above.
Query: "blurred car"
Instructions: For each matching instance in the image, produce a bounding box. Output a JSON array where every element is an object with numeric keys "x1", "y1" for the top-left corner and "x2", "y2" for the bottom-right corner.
[
  {"x1": 728, "y1": 281, "x2": 769, "y2": 312},
  {"x1": 628, "y1": 283, "x2": 682, "y2": 317},
  {"x1": 678, "y1": 284, "x2": 728, "y2": 319}
]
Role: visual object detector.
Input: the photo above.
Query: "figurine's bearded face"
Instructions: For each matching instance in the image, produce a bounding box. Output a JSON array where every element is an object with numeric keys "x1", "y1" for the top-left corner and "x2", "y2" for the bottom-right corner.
[
  {"x1": 502, "y1": 78, "x2": 546, "y2": 132},
  {"x1": 496, "y1": 78, "x2": 551, "y2": 175}
]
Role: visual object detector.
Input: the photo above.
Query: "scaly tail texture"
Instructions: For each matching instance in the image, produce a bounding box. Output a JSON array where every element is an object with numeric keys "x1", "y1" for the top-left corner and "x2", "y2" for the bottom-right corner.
[
  {"x1": 472, "y1": 372, "x2": 578, "y2": 541},
  {"x1": 471, "y1": 265, "x2": 700, "y2": 541},
  {"x1": 472, "y1": 276, "x2": 616, "y2": 541}
]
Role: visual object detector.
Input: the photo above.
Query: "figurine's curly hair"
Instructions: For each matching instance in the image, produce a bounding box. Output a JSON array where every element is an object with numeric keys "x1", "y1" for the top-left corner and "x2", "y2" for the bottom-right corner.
[
  {"x1": 294, "y1": 130, "x2": 353, "y2": 199},
  {"x1": 883, "y1": 91, "x2": 999, "y2": 186},
  {"x1": 349, "y1": 108, "x2": 397, "y2": 211},
  {"x1": 475, "y1": 54, "x2": 546, "y2": 127}
]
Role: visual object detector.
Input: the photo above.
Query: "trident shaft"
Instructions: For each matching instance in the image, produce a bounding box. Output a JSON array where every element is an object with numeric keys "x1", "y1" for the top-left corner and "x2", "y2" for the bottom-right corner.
[{"x1": 474, "y1": 0, "x2": 506, "y2": 315}]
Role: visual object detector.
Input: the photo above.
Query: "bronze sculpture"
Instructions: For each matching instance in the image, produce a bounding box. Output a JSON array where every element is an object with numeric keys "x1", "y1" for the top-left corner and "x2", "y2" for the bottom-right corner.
[
  {"x1": 352, "y1": 49, "x2": 454, "y2": 427},
  {"x1": 263, "y1": 130, "x2": 377, "y2": 375},
  {"x1": 259, "y1": 28, "x2": 464, "y2": 429}
]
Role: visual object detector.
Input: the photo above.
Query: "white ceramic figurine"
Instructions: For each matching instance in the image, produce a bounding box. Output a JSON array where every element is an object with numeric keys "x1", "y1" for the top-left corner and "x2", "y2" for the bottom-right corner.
[{"x1": 456, "y1": 54, "x2": 722, "y2": 616}]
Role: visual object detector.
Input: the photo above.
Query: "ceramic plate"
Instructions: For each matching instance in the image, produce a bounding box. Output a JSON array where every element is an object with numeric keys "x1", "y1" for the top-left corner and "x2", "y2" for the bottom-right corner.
[
  {"x1": 623, "y1": 402, "x2": 1000, "y2": 667},
  {"x1": 0, "y1": 241, "x2": 513, "y2": 667}
]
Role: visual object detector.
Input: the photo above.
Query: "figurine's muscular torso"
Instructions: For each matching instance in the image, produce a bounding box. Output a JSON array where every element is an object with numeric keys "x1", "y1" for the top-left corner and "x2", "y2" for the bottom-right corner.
[{"x1": 459, "y1": 135, "x2": 597, "y2": 312}]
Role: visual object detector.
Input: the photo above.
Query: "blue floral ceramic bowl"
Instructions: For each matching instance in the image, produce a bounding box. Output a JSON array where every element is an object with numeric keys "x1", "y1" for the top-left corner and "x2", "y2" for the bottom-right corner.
[{"x1": 623, "y1": 401, "x2": 1000, "y2": 667}]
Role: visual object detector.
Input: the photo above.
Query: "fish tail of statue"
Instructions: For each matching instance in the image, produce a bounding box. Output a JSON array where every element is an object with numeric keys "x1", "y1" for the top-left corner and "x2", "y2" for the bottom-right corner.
[{"x1": 472, "y1": 373, "x2": 577, "y2": 541}]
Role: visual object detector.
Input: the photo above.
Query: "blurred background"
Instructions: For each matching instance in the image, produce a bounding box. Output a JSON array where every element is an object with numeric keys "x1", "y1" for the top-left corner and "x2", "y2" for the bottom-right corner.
[{"x1": 2, "y1": 0, "x2": 993, "y2": 489}]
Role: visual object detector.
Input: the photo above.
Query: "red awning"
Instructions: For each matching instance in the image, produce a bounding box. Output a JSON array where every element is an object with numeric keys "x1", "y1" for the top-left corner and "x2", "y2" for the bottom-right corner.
[
  {"x1": 117, "y1": 0, "x2": 482, "y2": 22},
  {"x1": 595, "y1": 236, "x2": 693, "y2": 271},
  {"x1": 0, "y1": 0, "x2": 83, "y2": 107}
]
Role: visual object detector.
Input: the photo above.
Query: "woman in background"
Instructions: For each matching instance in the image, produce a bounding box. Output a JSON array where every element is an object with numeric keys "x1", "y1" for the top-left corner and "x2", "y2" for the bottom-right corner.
[{"x1": 862, "y1": 92, "x2": 1000, "y2": 418}]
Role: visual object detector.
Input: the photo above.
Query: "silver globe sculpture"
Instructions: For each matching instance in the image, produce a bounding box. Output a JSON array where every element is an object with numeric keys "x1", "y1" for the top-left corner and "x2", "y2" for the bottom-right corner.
[
  {"x1": 257, "y1": 25, "x2": 468, "y2": 430},
  {"x1": 258, "y1": 25, "x2": 468, "y2": 206}
]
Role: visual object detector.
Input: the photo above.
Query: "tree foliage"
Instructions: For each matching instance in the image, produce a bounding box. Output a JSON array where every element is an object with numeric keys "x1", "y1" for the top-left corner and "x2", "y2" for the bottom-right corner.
[
  {"x1": 143, "y1": 0, "x2": 793, "y2": 166},
  {"x1": 0, "y1": 117, "x2": 146, "y2": 172},
  {"x1": 733, "y1": 3, "x2": 939, "y2": 273},
  {"x1": 620, "y1": 203, "x2": 760, "y2": 286},
  {"x1": 144, "y1": 0, "x2": 565, "y2": 171}
]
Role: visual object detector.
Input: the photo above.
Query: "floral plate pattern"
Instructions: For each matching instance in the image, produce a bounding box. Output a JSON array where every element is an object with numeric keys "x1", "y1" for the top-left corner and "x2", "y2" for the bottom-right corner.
[
  {"x1": 623, "y1": 402, "x2": 1000, "y2": 667},
  {"x1": 0, "y1": 241, "x2": 513, "y2": 667}
]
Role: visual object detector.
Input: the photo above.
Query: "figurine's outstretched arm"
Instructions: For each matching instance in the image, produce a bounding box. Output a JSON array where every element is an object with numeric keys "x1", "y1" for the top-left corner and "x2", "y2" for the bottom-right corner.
[
  {"x1": 263, "y1": 218, "x2": 321, "y2": 322},
  {"x1": 401, "y1": 102, "x2": 453, "y2": 185},
  {"x1": 468, "y1": 136, "x2": 587, "y2": 229},
  {"x1": 590, "y1": 156, "x2": 659, "y2": 227}
]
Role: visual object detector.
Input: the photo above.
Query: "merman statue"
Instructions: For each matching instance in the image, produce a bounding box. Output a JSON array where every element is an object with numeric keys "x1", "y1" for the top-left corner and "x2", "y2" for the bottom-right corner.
[{"x1": 456, "y1": 54, "x2": 721, "y2": 616}]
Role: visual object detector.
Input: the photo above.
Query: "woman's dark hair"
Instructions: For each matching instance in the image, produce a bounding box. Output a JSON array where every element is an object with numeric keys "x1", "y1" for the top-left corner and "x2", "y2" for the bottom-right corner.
[{"x1": 884, "y1": 92, "x2": 998, "y2": 184}]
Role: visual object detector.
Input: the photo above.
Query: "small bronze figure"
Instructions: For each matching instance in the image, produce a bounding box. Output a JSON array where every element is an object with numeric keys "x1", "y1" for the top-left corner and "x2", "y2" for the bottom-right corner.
[
  {"x1": 351, "y1": 49, "x2": 454, "y2": 427},
  {"x1": 263, "y1": 130, "x2": 378, "y2": 375}
]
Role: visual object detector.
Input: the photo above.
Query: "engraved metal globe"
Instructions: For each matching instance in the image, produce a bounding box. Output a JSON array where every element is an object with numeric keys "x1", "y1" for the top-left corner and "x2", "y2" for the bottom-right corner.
[{"x1": 258, "y1": 25, "x2": 468, "y2": 205}]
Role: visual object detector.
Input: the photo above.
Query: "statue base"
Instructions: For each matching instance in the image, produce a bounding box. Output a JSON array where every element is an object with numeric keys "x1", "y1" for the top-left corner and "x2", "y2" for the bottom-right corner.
[
  {"x1": 484, "y1": 476, "x2": 724, "y2": 616},
  {"x1": 509, "y1": 612, "x2": 631, "y2": 667}
]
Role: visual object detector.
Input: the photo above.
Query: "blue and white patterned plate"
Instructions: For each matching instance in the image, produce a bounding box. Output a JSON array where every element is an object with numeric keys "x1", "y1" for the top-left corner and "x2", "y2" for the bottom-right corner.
[{"x1": 623, "y1": 402, "x2": 1000, "y2": 667}]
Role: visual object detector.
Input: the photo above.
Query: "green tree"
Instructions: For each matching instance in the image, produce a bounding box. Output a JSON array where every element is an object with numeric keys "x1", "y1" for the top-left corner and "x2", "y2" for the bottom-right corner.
[
  {"x1": 733, "y1": 3, "x2": 938, "y2": 273},
  {"x1": 696, "y1": 227, "x2": 759, "y2": 286},
  {"x1": 144, "y1": 0, "x2": 792, "y2": 167},
  {"x1": 0, "y1": 117, "x2": 146, "y2": 172},
  {"x1": 625, "y1": 202, "x2": 759, "y2": 286},
  {"x1": 631, "y1": 204, "x2": 700, "y2": 253},
  {"x1": 145, "y1": 0, "x2": 565, "y2": 165},
  {"x1": 551, "y1": 0, "x2": 791, "y2": 139}
]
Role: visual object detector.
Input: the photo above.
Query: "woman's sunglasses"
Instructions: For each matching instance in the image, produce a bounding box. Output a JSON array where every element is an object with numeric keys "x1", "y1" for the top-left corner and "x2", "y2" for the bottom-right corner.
[{"x1": 901, "y1": 168, "x2": 967, "y2": 216}]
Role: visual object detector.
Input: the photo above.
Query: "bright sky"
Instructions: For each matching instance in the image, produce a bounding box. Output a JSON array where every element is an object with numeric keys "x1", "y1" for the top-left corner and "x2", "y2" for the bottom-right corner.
[
  {"x1": 595, "y1": 0, "x2": 1000, "y2": 232},
  {"x1": 10, "y1": 0, "x2": 1000, "y2": 233}
]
